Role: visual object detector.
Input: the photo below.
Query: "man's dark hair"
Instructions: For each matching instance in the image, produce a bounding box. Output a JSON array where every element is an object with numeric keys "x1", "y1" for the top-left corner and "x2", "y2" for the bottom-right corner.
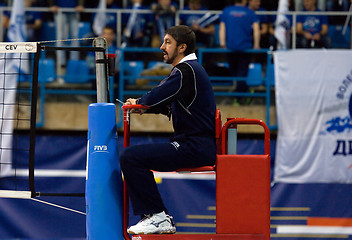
[{"x1": 165, "y1": 25, "x2": 196, "y2": 56}]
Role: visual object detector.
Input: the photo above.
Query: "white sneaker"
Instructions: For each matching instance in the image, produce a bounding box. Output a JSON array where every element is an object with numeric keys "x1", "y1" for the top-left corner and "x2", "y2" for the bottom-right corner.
[{"x1": 127, "y1": 211, "x2": 176, "y2": 235}]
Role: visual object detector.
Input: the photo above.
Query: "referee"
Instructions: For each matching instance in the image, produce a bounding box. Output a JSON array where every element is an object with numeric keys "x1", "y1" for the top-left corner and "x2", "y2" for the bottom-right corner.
[{"x1": 120, "y1": 25, "x2": 216, "y2": 235}]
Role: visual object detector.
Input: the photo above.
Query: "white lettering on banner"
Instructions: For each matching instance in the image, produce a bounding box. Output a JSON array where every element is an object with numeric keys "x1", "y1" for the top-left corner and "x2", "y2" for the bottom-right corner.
[
  {"x1": 336, "y1": 70, "x2": 352, "y2": 99},
  {"x1": 0, "y1": 42, "x2": 37, "y2": 53},
  {"x1": 5, "y1": 45, "x2": 17, "y2": 50},
  {"x1": 274, "y1": 50, "x2": 352, "y2": 183}
]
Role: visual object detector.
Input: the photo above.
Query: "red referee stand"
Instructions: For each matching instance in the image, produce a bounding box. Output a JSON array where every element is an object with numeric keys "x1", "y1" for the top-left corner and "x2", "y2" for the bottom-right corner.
[{"x1": 122, "y1": 105, "x2": 271, "y2": 240}]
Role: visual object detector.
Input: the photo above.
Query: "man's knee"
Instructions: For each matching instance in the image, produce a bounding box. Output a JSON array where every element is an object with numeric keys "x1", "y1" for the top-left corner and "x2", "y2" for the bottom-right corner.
[{"x1": 119, "y1": 147, "x2": 133, "y2": 171}]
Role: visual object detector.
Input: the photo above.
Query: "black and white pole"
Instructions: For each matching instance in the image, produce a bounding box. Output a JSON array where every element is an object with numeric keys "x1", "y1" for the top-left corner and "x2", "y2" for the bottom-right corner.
[
  {"x1": 93, "y1": 37, "x2": 108, "y2": 103},
  {"x1": 86, "y1": 37, "x2": 123, "y2": 239}
]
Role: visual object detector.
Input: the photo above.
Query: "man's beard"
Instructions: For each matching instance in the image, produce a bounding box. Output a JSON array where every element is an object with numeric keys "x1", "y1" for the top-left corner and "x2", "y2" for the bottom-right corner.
[{"x1": 163, "y1": 50, "x2": 178, "y2": 64}]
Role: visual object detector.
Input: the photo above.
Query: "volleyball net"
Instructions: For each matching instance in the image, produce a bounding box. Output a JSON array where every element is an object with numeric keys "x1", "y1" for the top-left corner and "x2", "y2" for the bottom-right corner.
[
  {"x1": 0, "y1": 38, "x2": 111, "y2": 199},
  {"x1": 0, "y1": 42, "x2": 38, "y2": 198}
]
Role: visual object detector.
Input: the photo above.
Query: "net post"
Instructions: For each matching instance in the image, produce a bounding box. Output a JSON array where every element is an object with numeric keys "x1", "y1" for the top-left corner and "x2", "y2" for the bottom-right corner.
[
  {"x1": 29, "y1": 42, "x2": 40, "y2": 198},
  {"x1": 86, "y1": 103, "x2": 123, "y2": 239},
  {"x1": 93, "y1": 37, "x2": 108, "y2": 103}
]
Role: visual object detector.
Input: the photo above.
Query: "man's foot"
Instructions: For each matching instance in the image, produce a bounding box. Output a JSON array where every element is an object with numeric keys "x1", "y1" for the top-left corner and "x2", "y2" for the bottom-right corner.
[{"x1": 127, "y1": 211, "x2": 176, "y2": 235}]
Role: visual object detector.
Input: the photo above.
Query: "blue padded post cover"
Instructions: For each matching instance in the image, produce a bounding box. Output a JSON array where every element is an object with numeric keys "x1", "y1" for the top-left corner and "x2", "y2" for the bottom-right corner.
[{"x1": 86, "y1": 103, "x2": 123, "y2": 240}]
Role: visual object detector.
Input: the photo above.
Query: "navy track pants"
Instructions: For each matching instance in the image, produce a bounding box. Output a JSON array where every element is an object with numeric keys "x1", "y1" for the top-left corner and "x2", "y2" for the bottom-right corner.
[{"x1": 119, "y1": 137, "x2": 216, "y2": 215}]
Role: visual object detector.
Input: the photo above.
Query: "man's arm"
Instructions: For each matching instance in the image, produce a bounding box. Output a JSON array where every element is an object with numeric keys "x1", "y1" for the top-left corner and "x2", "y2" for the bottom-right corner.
[
  {"x1": 311, "y1": 24, "x2": 328, "y2": 41},
  {"x1": 138, "y1": 68, "x2": 184, "y2": 107},
  {"x1": 252, "y1": 22, "x2": 261, "y2": 49},
  {"x1": 320, "y1": 24, "x2": 328, "y2": 36},
  {"x1": 297, "y1": 22, "x2": 314, "y2": 40},
  {"x1": 123, "y1": 98, "x2": 170, "y2": 116},
  {"x1": 219, "y1": 22, "x2": 226, "y2": 48},
  {"x1": 123, "y1": 68, "x2": 184, "y2": 116},
  {"x1": 260, "y1": 22, "x2": 269, "y2": 35},
  {"x1": 191, "y1": 23, "x2": 215, "y2": 35},
  {"x1": 76, "y1": 0, "x2": 85, "y2": 12},
  {"x1": 296, "y1": 22, "x2": 304, "y2": 35}
]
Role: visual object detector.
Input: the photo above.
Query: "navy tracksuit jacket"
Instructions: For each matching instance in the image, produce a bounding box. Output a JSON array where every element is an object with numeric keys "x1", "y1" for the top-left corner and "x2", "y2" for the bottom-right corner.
[{"x1": 120, "y1": 54, "x2": 216, "y2": 215}]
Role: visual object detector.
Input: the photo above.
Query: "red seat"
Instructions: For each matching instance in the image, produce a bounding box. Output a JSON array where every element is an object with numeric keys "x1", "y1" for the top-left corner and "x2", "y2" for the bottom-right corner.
[{"x1": 176, "y1": 165, "x2": 215, "y2": 173}]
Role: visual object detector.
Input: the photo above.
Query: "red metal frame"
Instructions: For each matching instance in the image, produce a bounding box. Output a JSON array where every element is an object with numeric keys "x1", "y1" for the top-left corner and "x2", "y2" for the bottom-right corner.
[
  {"x1": 221, "y1": 118, "x2": 270, "y2": 155},
  {"x1": 122, "y1": 105, "x2": 150, "y2": 240}
]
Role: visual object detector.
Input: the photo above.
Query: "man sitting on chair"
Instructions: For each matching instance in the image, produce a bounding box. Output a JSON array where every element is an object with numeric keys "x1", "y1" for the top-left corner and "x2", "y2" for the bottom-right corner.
[{"x1": 120, "y1": 25, "x2": 216, "y2": 235}]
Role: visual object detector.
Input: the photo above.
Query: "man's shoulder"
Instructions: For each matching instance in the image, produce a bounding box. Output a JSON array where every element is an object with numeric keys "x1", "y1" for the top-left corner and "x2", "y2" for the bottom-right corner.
[
  {"x1": 176, "y1": 60, "x2": 201, "y2": 70},
  {"x1": 244, "y1": 6, "x2": 256, "y2": 15},
  {"x1": 175, "y1": 61, "x2": 206, "y2": 78},
  {"x1": 175, "y1": 61, "x2": 192, "y2": 72},
  {"x1": 222, "y1": 5, "x2": 235, "y2": 12}
]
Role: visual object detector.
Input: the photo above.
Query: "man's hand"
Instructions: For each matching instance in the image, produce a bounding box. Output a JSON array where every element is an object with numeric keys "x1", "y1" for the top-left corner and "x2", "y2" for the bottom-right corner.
[
  {"x1": 75, "y1": 5, "x2": 84, "y2": 12},
  {"x1": 253, "y1": 43, "x2": 261, "y2": 49},
  {"x1": 124, "y1": 98, "x2": 138, "y2": 105},
  {"x1": 50, "y1": 5, "x2": 59, "y2": 13},
  {"x1": 304, "y1": 31, "x2": 313, "y2": 40},
  {"x1": 312, "y1": 33, "x2": 321, "y2": 41},
  {"x1": 123, "y1": 98, "x2": 146, "y2": 114},
  {"x1": 191, "y1": 23, "x2": 200, "y2": 31}
]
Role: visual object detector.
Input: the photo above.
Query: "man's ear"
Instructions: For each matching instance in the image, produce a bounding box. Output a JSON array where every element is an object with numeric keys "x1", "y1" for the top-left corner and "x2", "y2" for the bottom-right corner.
[{"x1": 178, "y1": 43, "x2": 187, "y2": 54}]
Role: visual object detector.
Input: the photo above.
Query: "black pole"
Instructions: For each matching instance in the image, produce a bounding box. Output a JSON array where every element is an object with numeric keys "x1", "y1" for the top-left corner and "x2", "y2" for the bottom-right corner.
[{"x1": 29, "y1": 43, "x2": 40, "y2": 198}]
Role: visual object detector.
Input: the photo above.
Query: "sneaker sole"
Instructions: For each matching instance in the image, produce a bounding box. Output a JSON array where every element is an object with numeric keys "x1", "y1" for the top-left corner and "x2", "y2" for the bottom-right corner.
[{"x1": 128, "y1": 228, "x2": 176, "y2": 235}]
